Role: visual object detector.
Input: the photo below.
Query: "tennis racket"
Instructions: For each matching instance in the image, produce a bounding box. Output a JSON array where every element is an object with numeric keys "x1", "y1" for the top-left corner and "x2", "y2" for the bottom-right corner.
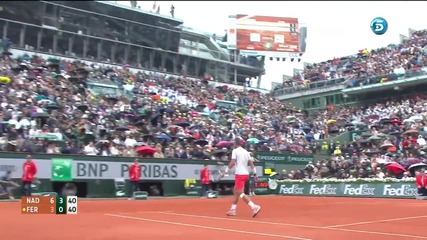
[{"x1": 212, "y1": 169, "x2": 229, "y2": 182}]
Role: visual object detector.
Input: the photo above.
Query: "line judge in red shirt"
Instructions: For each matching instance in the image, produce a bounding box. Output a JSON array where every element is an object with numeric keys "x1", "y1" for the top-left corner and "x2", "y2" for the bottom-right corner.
[
  {"x1": 22, "y1": 155, "x2": 37, "y2": 196},
  {"x1": 200, "y1": 164, "x2": 211, "y2": 197},
  {"x1": 129, "y1": 158, "x2": 142, "y2": 199},
  {"x1": 415, "y1": 169, "x2": 427, "y2": 197}
]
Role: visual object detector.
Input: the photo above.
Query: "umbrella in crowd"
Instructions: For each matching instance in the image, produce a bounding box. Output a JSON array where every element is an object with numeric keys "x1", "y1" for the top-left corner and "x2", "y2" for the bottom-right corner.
[
  {"x1": 155, "y1": 133, "x2": 172, "y2": 142},
  {"x1": 217, "y1": 141, "x2": 233, "y2": 148},
  {"x1": 194, "y1": 139, "x2": 208, "y2": 146},
  {"x1": 136, "y1": 146, "x2": 156, "y2": 155},
  {"x1": 247, "y1": 138, "x2": 260, "y2": 145},
  {"x1": 408, "y1": 163, "x2": 427, "y2": 175},
  {"x1": 386, "y1": 163, "x2": 406, "y2": 175},
  {"x1": 403, "y1": 129, "x2": 419, "y2": 135}
]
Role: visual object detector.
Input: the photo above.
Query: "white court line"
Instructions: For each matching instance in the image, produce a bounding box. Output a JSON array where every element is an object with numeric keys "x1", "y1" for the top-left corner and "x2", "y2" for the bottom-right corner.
[
  {"x1": 308, "y1": 201, "x2": 388, "y2": 206},
  {"x1": 0, "y1": 200, "x2": 20, "y2": 204},
  {"x1": 105, "y1": 213, "x2": 312, "y2": 240},
  {"x1": 326, "y1": 215, "x2": 427, "y2": 228},
  {"x1": 409, "y1": 203, "x2": 427, "y2": 206},
  {"x1": 151, "y1": 211, "x2": 318, "y2": 228},
  {"x1": 117, "y1": 210, "x2": 174, "y2": 215},
  {"x1": 154, "y1": 212, "x2": 427, "y2": 239}
]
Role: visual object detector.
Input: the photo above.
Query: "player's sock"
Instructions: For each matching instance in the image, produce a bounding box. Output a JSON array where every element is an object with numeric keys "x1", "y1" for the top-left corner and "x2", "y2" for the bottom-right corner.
[
  {"x1": 248, "y1": 201, "x2": 256, "y2": 208},
  {"x1": 230, "y1": 204, "x2": 237, "y2": 210}
]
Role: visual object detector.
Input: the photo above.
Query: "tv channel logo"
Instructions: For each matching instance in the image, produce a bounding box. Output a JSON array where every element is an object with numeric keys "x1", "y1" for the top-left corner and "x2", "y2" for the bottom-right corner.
[{"x1": 371, "y1": 17, "x2": 388, "y2": 35}]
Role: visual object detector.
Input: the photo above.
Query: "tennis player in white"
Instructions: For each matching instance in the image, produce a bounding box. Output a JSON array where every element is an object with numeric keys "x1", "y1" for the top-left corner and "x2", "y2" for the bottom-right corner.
[{"x1": 221, "y1": 138, "x2": 261, "y2": 217}]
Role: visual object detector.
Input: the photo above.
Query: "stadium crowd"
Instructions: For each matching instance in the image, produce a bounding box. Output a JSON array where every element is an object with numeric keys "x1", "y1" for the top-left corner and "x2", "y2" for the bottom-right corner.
[
  {"x1": 275, "y1": 30, "x2": 427, "y2": 94},
  {"x1": 1, "y1": 29, "x2": 427, "y2": 180},
  {"x1": 0, "y1": 47, "x2": 329, "y2": 159},
  {"x1": 275, "y1": 93, "x2": 427, "y2": 179},
  {"x1": 271, "y1": 29, "x2": 427, "y2": 179}
]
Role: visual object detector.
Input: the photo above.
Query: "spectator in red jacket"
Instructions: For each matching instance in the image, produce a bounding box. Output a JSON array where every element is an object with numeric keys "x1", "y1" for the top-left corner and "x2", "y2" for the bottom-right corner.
[
  {"x1": 415, "y1": 170, "x2": 427, "y2": 196},
  {"x1": 129, "y1": 158, "x2": 142, "y2": 199},
  {"x1": 200, "y1": 164, "x2": 211, "y2": 197},
  {"x1": 22, "y1": 155, "x2": 37, "y2": 196}
]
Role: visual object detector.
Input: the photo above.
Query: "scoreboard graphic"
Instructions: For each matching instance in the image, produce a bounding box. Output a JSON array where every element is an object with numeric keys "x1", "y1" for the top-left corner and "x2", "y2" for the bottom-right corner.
[
  {"x1": 228, "y1": 14, "x2": 300, "y2": 55},
  {"x1": 21, "y1": 196, "x2": 78, "y2": 215}
]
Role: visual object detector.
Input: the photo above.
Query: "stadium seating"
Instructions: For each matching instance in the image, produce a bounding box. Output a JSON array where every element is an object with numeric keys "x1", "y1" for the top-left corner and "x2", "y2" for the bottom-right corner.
[
  {"x1": 1, "y1": 29, "x2": 427, "y2": 180},
  {"x1": 274, "y1": 30, "x2": 427, "y2": 95}
]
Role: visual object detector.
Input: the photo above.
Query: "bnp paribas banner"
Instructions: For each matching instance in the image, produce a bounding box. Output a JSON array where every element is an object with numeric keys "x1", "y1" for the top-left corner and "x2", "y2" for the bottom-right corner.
[
  {"x1": 0, "y1": 158, "x2": 263, "y2": 182},
  {"x1": 275, "y1": 182, "x2": 418, "y2": 199}
]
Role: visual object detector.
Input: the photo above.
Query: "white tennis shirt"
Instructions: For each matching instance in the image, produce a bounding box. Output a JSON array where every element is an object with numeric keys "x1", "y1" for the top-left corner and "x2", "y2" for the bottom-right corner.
[{"x1": 231, "y1": 147, "x2": 251, "y2": 175}]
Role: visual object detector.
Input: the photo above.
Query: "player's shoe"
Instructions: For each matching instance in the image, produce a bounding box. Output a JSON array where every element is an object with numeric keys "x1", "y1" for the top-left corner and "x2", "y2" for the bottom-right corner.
[
  {"x1": 226, "y1": 210, "x2": 237, "y2": 216},
  {"x1": 252, "y1": 205, "x2": 261, "y2": 218}
]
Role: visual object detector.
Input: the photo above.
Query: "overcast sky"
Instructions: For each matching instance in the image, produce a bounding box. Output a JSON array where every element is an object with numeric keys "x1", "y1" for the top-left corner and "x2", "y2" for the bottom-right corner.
[{"x1": 113, "y1": 1, "x2": 426, "y2": 87}]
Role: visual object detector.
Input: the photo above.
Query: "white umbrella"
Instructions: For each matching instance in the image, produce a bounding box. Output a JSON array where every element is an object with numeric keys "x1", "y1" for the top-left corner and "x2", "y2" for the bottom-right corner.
[
  {"x1": 37, "y1": 99, "x2": 52, "y2": 104},
  {"x1": 408, "y1": 162, "x2": 427, "y2": 171},
  {"x1": 380, "y1": 143, "x2": 394, "y2": 149},
  {"x1": 409, "y1": 115, "x2": 423, "y2": 121}
]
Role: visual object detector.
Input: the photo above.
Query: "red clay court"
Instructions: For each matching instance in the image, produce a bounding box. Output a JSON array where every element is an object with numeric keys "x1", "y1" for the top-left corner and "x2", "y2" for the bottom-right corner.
[{"x1": 2, "y1": 196, "x2": 427, "y2": 240}]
